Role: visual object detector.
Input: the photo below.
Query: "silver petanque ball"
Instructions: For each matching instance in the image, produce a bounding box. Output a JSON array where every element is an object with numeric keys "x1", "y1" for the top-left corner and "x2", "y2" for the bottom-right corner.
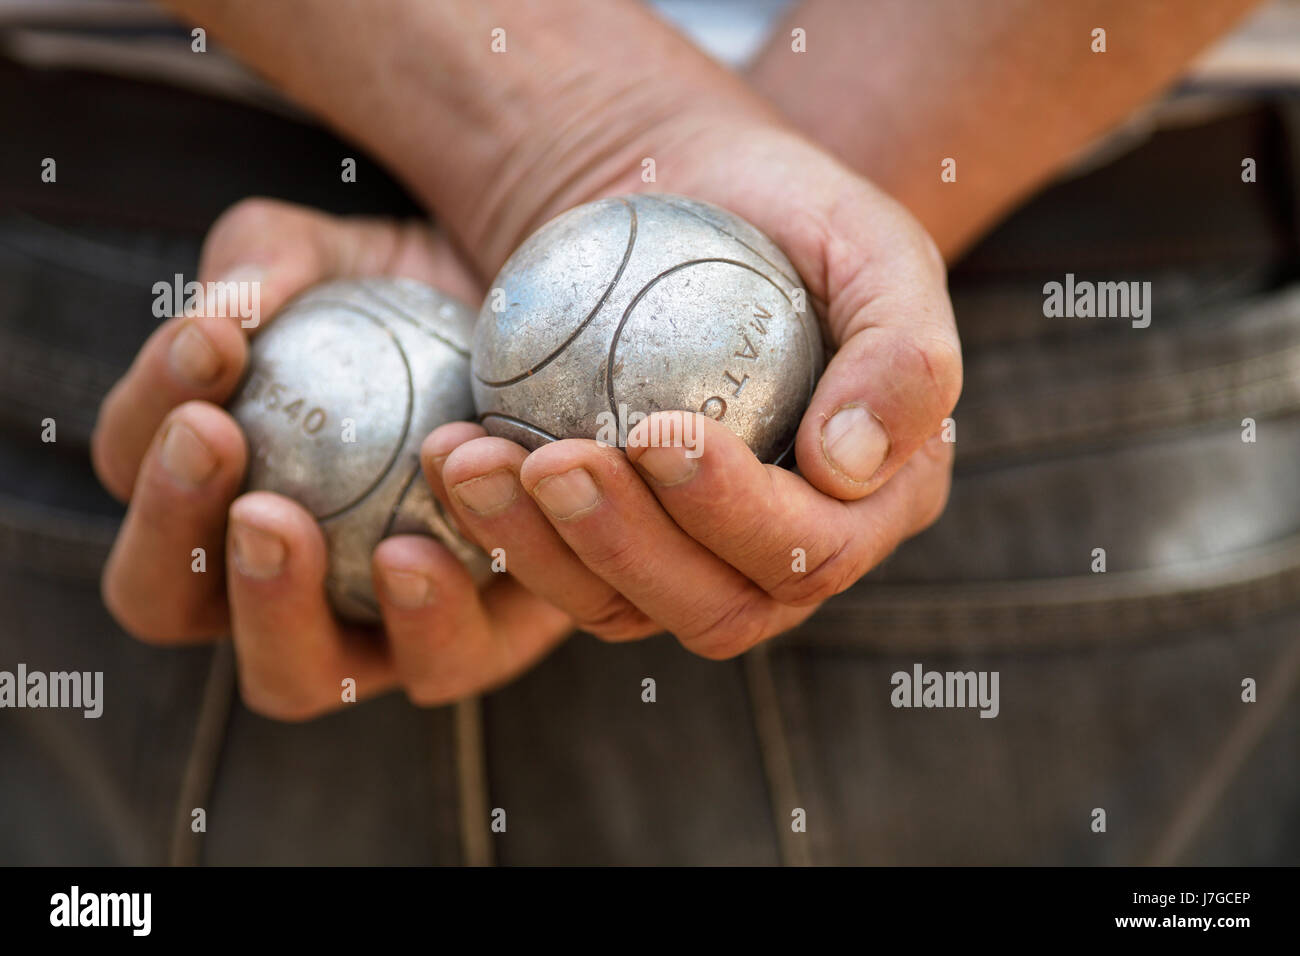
[
  {"x1": 229, "y1": 278, "x2": 490, "y2": 623},
  {"x1": 472, "y1": 193, "x2": 825, "y2": 465}
]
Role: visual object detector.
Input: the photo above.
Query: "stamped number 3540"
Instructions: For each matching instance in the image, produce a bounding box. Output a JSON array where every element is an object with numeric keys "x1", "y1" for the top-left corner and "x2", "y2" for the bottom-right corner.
[{"x1": 242, "y1": 372, "x2": 327, "y2": 434}]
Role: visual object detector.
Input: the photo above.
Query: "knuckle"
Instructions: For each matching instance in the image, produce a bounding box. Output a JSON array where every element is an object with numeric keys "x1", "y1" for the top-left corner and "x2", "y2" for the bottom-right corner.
[
  {"x1": 395, "y1": 656, "x2": 465, "y2": 710},
  {"x1": 670, "y1": 478, "x2": 779, "y2": 566},
  {"x1": 768, "y1": 540, "x2": 860, "y2": 607},
  {"x1": 916, "y1": 472, "x2": 953, "y2": 534},
  {"x1": 403, "y1": 682, "x2": 454, "y2": 709},
  {"x1": 906, "y1": 219, "x2": 947, "y2": 280},
  {"x1": 908, "y1": 334, "x2": 963, "y2": 418},
  {"x1": 680, "y1": 597, "x2": 771, "y2": 660},
  {"x1": 237, "y1": 676, "x2": 327, "y2": 723},
  {"x1": 209, "y1": 196, "x2": 284, "y2": 242},
  {"x1": 579, "y1": 534, "x2": 648, "y2": 581},
  {"x1": 709, "y1": 506, "x2": 772, "y2": 563},
  {"x1": 575, "y1": 591, "x2": 655, "y2": 642},
  {"x1": 100, "y1": 562, "x2": 176, "y2": 645}
]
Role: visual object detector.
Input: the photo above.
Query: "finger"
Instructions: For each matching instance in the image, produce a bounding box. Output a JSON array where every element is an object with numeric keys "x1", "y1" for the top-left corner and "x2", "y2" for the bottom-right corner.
[
  {"x1": 793, "y1": 188, "x2": 962, "y2": 501},
  {"x1": 519, "y1": 440, "x2": 810, "y2": 659},
  {"x1": 629, "y1": 412, "x2": 952, "y2": 606},
  {"x1": 101, "y1": 401, "x2": 247, "y2": 643},
  {"x1": 94, "y1": 199, "x2": 390, "y2": 502},
  {"x1": 425, "y1": 432, "x2": 656, "y2": 642},
  {"x1": 94, "y1": 199, "x2": 479, "y2": 503},
  {"x1": 372, "y1": 535, "x2": 572, "y2": 706},
  {"x1": 92, "y1": 314, "x2": 249, "y2": 501},
  {"x1": 226, "y1": 491, "x2": 396, "y2": 722},
  {"x1": 198, "y1": 197, "x2": 483, "y2": 328},
  {"x1": 420, "y1": 421, "x2": 493, "y2": 545}
]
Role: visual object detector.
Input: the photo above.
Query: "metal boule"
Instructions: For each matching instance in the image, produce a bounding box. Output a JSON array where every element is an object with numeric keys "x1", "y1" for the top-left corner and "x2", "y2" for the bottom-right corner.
[
  {"x1": 229, "y1": 277, "x2": 490, "y2": 623},
  {"x1": 472, "y1": 193, "x2": 825, "y2": 464}
]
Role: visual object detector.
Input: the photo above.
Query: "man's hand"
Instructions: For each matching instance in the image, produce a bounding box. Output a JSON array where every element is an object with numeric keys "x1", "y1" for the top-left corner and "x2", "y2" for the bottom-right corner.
[
  {"x1": 428, "y1": 121, "x2": 960, "y2": 658},
  {"x1": 132, "y1": 0, "x2": 962, "y2": 680},
  {"x1": 92, "y1": 199, "x2": 572, "y2": 720}
]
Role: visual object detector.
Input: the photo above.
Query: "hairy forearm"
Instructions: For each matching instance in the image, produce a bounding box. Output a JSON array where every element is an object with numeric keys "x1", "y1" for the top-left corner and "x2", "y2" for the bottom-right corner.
[
  {"x1": 748, "y1": 0, "x2": 1264, "y2": 259},
  {"x1": 162, "y1": 0, "x2": 776, "y2": 275}
]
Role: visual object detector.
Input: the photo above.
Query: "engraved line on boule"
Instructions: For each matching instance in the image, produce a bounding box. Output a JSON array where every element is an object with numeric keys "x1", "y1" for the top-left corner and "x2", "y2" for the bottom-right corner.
[
  {"x1": 474, "y1": 197, "x2": 638, "y2": 388},
  {"x1": 769, "y1": 292, "x2": 818, "y2": 469},
  {"x1": 649, "y1": 194, "x2": 800, "y2": 291},
  {"x1": 309, "y1": 304, "x2": 416, "y2": 523},
  {"x1": 379, "y1": 458, "x2": 424, "y2": 542},
  {"x1": 604, "y1": 258, "x2": 795, "y2": 425},
  {"x1": 476, "y1": 413, "x2": 562, "y2": 445},
  {"x1": 359, "y1": 283, "x2": 472, "y2": 358},
  {"x1": 770, "y1": 443, "x2": 794, "y2": 467}
]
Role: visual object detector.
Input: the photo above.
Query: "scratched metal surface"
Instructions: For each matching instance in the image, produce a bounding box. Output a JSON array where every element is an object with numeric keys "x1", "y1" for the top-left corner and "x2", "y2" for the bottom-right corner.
[{"x1": 472, "y1": 193, "x2": 825, "y2": 466}]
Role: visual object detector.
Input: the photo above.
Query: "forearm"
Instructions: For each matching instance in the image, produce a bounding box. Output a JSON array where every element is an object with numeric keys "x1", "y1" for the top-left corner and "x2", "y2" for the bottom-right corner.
[
  {"x1": 748, "y1": 0, "x2": 1264, "y2": 259},
  {"x1": 162, "y1": 0, "x2": 776, "y2": 275}
]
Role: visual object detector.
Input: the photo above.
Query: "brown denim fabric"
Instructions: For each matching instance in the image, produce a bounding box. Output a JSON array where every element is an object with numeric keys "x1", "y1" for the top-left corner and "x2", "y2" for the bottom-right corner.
[{"x1": 0, "y1": 61, "x2": 1297, "y2": 865}]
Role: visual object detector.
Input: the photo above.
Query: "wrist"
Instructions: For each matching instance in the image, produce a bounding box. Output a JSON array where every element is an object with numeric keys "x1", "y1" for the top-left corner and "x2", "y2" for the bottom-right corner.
[
  {"x1": 470, "y1": 100, "x2": 767, "y2": 274},
  {"x1": 162, "y1": 0, "x2": 782, "y2": 275},
  {"x1": 445, "y1": 7, "x2": 783, "y2": 274}
]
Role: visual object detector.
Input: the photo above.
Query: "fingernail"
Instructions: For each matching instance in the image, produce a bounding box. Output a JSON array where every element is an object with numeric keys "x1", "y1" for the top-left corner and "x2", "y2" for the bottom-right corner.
[
  {"x1": 636, "y1": 445, "x2": 697, "y2": 485},
  {"x1": 159, "y1": 421, "x2": 218, "y2": 486},
  {"x1": 230, "y1": 521, "x2": 286, "y2": 579},
  {"x1": 532, "y1": 468, "x2": 600, "y2": 519},
  {"x1": 168, "y1": 322, "x2": 222, "y2": 387},
  {"x1": 822, "y1": 404, "x2": 890, "y2": 482},
  {"x1": 381, "y1": 568, "x2": 433, "y2": 610},
  {"x1": 452, "y1": 469, "x2": 517, "y2": 515}
]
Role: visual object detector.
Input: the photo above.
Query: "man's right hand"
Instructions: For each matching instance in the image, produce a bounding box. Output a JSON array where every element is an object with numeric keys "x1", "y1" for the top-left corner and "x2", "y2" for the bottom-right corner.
[{"x1": 92, "y1": 198, "x2": 572, "y2": 720}]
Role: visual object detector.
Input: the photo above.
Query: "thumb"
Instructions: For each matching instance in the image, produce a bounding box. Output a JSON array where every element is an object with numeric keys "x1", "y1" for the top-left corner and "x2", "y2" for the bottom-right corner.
[{"x1": 791, "y1": 188, "x2": 962, "y2": 501}]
